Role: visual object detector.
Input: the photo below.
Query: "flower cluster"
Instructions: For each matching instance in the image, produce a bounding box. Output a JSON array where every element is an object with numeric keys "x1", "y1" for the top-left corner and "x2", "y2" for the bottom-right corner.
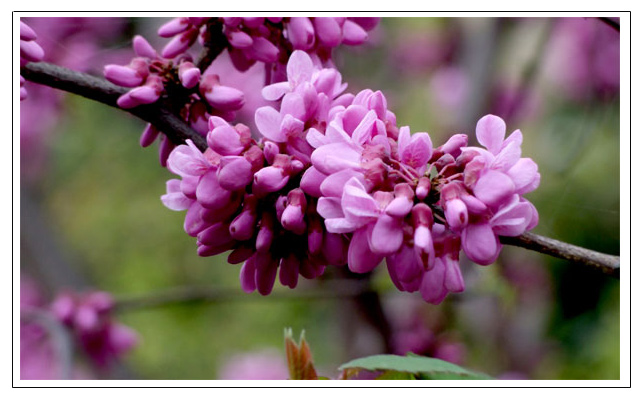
[
  {"x1": 50, "y1": 291, "x2": 138, "y2": 368},
  {"x1": 162, "y1": 47, "x2": 539, "y2": 303},
  {"x1": 105, "y1": 18, "x2": 379, "y2": 167},
  {"x1": 104, "y1": 35, "x2": 245, "y2": 166},
  {"x1": 20, "y1": 21, "x2": 44, "y2": 100}
]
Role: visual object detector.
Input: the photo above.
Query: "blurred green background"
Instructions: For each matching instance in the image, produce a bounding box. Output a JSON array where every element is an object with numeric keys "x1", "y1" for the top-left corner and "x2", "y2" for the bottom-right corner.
[{"x1": 20, "y1": 17, "x2": 620, "y2": 380}]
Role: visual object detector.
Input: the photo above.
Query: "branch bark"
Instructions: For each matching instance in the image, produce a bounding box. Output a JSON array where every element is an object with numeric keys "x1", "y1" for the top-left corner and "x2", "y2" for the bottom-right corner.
[
  {"x1": 20, "y1": 62, "x2": 208, "y2": 151},
  {"x1": 500, "y1": 232, "x2": 620, "y2": 278},
  {"x1": 20, "y1": 62, "x2": 621, "y2": 278}
]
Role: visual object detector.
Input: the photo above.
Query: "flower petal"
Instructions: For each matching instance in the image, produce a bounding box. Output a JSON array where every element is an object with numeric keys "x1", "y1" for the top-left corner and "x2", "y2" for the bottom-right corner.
[
  {"x1": 369, "y1": 214, "x2": 403, "y2": 254},
  {"x1": 461, "y1": 222, "x2": 501, "y2": 265},
  {"x1": 348, "y1": 227, "x2": 383, "y2": 273},
  {"x1": 476, "y1": 114, "x2": 506, "y2": 155},
  {"x1": 473, "y1": 169, "x2": 515, "y2": 207}
]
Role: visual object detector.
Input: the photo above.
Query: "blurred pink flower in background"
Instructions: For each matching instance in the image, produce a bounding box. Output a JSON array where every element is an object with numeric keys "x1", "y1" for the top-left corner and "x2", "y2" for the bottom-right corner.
[
  {"x1": 543, "y1": 17, "x2": 619, "y2": 101},
  {"x1": 20, "y1": 17, "x2": 131, "y2": 182},
  {"x1": 218, "y1": 349, "x2": 289, "y2": 380},
  {"x1": 20, "y1": 275, "x2": 137, "y2": 380}
]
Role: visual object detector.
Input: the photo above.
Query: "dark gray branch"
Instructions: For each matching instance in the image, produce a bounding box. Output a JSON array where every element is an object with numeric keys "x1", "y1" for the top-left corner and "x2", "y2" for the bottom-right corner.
[
  {"x1": 20, "y1": 62, "x2": 208, "y2": 151},
  {"x1": 597, "y1": 17, "x2": 620, "y2": 33},
  {"x1": 500, "y1": 232, "x2": 620, "y2": 278}
]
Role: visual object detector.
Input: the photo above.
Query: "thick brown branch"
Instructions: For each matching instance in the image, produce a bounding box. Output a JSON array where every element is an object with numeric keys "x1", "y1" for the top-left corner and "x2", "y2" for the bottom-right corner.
[
  {"x1": 20, "y1": 62, "x2": 207, "y2": 151},
  {"x1": 500, "y1": 232, "x2": 620, "y2": 278}
]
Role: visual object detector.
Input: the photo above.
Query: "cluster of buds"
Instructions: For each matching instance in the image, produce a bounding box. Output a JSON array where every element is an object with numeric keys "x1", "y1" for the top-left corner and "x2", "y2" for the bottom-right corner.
[
  {"x1": 20, "y1": 21, "x2": 45, "y2": 100},
  {"x1": 105, "y1": 18, "x2": 379, "y2": 167},
  {"x1": 49, "y1": 291, "x2": 138, "y2": 368},
  {"x1": 161, "y1": 123, "x2": 349, "y2": 295},
  {"x1": 162, "y1": 49, "x2": 540, "y2": 303},
  {"x1": 156, "y1": 17, "x2": 379, "y2": 75},
  {"x1": 104, "y1": 35, "x2": 245, "y2": 166}
]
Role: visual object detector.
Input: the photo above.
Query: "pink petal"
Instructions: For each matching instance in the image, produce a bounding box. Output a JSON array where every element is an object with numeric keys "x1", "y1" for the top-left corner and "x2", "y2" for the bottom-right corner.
[
  {"x1": 342, "y1": 19, "x2": 368, "y2": 45},
  {"x1": 311, "y1": 143, "x2": 361, "y2": 175},
  {"x1": 161, "y1": 180, "x2": 193, "y2": 211},
  {"x1": 341, "y1": 178, "x2": 380, "y2": 221},
  {"x1": 461, "y1": 223, "x2": 501, "y2": 265},
  {"x1": 287, "y1": 17, "x2": 315, "y2": 50},
  {"x1": 317, "y1": 197, "x2": 343, "y2": 219},
  {"x1": 321, "y1": 169, "x2": 364, "y2": 198},
  {"x1": 386, "y1": 245, "x2": 423, "y2": 292},
  {"x1": 490, "y1": 196, "x2": 532, "y2": 236},
  {"x1": 506, "y1": 158, "x2": 540, "y2": 194},
  {"x1": 420, "y1": 259, "x2": 448, "y2": 304},
  {"x1": 167, "y1": 141, "x2": 210, "y2": 177},
  {"x1": 473, "y1": 169, "x2": 515, "y2": 207},
  {"x1": 300, "y1": 166, "x2": 327, "y2": 197},
  {"x1": 443, "y1": 257, "x2": 465, "y2": 293},
  {"x1": 369, "y1": 214, "x2": 403, "y2": 254},
  {"x1": 133, "y1": 35, "x2": 158, "y2": 59},
  {"x1": 261, "y1": 81, "x2": 291, "y2": 101},
  {"x1": 313, "y1": 17, "x2": 342, "y2": 47},
  {"x1": 254, "y1": 253, "x2": 278, "y2": 295},
  {"x1": 255, "y1": 106, "x2": 286, "y2": 142},
  {"x1": 348, "y1": 226, "x2": 383, "y2": 273},
  {"x1": 492, "y1": 139, "x2": 521, "y2": 171},
  {"x1": 384, "y1": 196, "x2": 413, "y2": 218},
  {"x1": 476, "y1": 114, "x2": 506, "y2": 155},
  {"x1": 217, "y1": 157, "x2": 253, "y2": 191},
  {"x1": 240, "y1": 257, "x2": 257, "y2": 293},
  {"x1": 287, "y1": 50, "x2": 314, "y2": 85}
]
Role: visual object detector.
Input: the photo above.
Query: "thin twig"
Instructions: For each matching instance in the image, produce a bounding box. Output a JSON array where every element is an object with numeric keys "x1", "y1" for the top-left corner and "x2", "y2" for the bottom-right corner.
[
  {"x1": 500, "y1": 232, "x2": 620, "y2": 278},
  {"x1": 597, "y1": 17, "x2": 620, "y2": 33},
  {"x1": 20, "y1": 62, "x2": 621, "y2": 277}
]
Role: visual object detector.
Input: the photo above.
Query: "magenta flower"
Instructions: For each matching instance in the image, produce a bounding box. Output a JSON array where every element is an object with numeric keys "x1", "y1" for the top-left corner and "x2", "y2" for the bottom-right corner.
[
  {"x1": 19, "y1": 21, "x2": 44, "y2": 101},
  {"x1": 161, "y1": 46, "x2": 540, "y2": 305}
]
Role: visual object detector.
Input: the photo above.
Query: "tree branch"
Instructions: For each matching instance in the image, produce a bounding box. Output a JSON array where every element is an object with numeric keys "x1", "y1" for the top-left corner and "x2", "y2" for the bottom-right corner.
[
  {"x1": 20, "y1": 62, "x2": 621, "y2": 278},
  {"x1": 597, "y1": 17, "x2": 620, "y2": 33},
  {"x1": 20, "y1": 62, "x2": 208, "y2": 151},
  {"x1": 500, "y1": 232, "x2": 620, "y2": 278}
]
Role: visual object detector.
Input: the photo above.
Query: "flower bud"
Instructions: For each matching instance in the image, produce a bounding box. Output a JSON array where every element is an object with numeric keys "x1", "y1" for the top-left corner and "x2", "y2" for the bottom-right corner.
[
  {"x1": 133, "y1": 35, "x2": 158, "y2": 59},
  {"x1": 104, "y1": 64, "x2": 145, "y2": 87},
  {"x1": 162, "y1": 27, "x2": 199, "y2": 59},
  {"x1": 288, "y1": 17, "x2": 315, "y2": 50},
  {"x1": 158, "y1": 17, "x2": 190, "y2": 37},
  {"x1": 227, "y1": 30, "x2": 253, "y2": 49},
  {"x1": 253, "y1": 166, "x2": 289, "y2": 196},
  {"x1": 218, "y1": 156, "x2": 253, "y2": 191},
  {"x1": 279, "y1": 254, "x2": 300, "y2": 289},
  {"x1": 178, "y1": 60, "x2": 201, "y2": 89},
  {"x1": 200, "y1": 74, "x2": 245, "y2": 111}
]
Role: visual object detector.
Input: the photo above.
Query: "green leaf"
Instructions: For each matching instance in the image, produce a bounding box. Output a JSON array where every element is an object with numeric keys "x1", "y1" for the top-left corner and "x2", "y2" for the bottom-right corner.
[
  {"x1": 339, "y1": 354, "x2": 493, "y2": 380},
  {"x1": 376, "y1": 370, "x2": 416, "y2": 380}
]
